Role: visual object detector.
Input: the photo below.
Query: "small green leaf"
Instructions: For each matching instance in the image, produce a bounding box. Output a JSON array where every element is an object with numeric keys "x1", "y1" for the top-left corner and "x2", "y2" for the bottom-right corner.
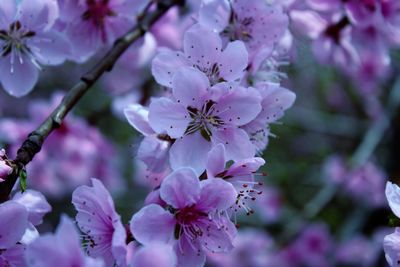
[
  {"x1": 388, "y1": 214, "x2": 400, "y2": 227},
  {"x1": 19, "y1": 169, "x2": 27, "y2": 193}
]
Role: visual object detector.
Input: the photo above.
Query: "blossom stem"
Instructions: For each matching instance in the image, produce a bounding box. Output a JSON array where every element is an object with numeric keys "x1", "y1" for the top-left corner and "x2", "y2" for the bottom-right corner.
[{"x1": 0, "y1": 0, "x2": 185, "y2": 202}]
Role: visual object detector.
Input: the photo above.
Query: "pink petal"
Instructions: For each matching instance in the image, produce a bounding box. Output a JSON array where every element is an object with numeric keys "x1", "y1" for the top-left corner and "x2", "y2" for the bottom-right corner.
[
  {"x1": 206, "y1": 144, "x2": 226, "y2": 178},
  {"x1": 130, "y1": 204, "x2": 175, "y2": 245},
  {"x1": 151, "y1": 48, "x2": 189, "y2": 87},
  {"x1": 124, "y1": 104, "x2": 155, "y2": 136},
  {"x1": 183, "y1": 24, "x2": 222, "y2": 71},
  {"x1": 148, "y1": 97, "x2": 190, "y2": 138},
  {"x1": 169, "y1": 132, "x2": 211, "y2": 176},
  {"x1": 218, "y1": 41, "x2": 248, "y2": 82},
  {"x1": 0, "y1": 55, "x2": 39, "y2": 97},
  {"x1": 172, "y1": 67, "x2": 210, "y2": 110},
  {"x1": 160, "y1": 168, "x2": 201, "y2": 209},
  {"x1": 212, "y1": 128, "x2": 255, "y2": 161},
  {"x1": 197, "y1": 179, "x2": 237, "y2": 212},
  {"x1": 213, "y1": 86, "x2": 262, "y2": 126},
  {"x1": 0, "y1": 201, "x2": 28, "y2": 249}
]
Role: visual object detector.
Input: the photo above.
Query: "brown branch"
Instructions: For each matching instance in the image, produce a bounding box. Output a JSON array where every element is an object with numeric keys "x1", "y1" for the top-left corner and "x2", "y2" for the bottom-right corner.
[{"x1": 0, "y1": 0, "x2": 184, "y2": 202}]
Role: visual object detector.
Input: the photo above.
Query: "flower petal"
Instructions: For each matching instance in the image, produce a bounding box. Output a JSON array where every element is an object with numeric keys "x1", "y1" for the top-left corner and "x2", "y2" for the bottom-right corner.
[
  {"x1": 213, "y1": 86, "x2": 262, "y2": 126},
  {"x1": 212, "y1": 128, "x2": 255, "y2": 161},
  {"x1": 206, "y1": 144, "x2": 226, "y2": 178},
  {"x1": 175, "y1": 235, "x2": 206, "y2": 267},
  {"x1": 0, "y1": 201, "x2": 28, "y2": 249},
  {"x1": 386, "y1": 182, "x2": 400, "y2": 218},
  {"x1": 160, "y1": 168, "x2": 201, "y2": 209},
  {"x1": 0, "y1": 55, "x2": 39, "y2": 97},
  {"x1": 151, "y1": 48, "x2": 189, "y2": 87},
  {"x1": 148, "y1": 97, "x2": 190, "y2": 138},
  {"x1": 131, "y1": 243, "x2": 177, "y2": 267},
  {"x1": 124, "y1": 104, "x2": 155, "y2": 136},
  {"x1": 12, "y1": 189, "x2": 51, "y2": 226},
  {"x1": 199, "y1": 0, "x2": 230, "y2": 32},
  {"x1": 0, "y1": 1, "x2": 17, "y2": 28},
  {"x1": 172, "y1": 67, "x2": 210, "y2": 109},
  {"x1": 130, "y1": 204, "x2": 175, "y2": 245},
  {"x1": 183, "y1": 24, "x2": 222, "y2": 71},
  {"x1": 169, "y1": 132, "x2": 211, "y2": 176},
  {"x1": 197, "y1": 178, "x2": 237, "y2": 212},
  {"x1": 218, "y1": 41, "x2": 248, "y2": 82}
]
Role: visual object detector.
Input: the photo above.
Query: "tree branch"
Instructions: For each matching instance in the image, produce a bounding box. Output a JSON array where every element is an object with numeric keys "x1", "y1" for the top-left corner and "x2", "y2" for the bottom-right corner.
[{"x1": 0, "y1": 0, "x2": 184, "y2": 202}]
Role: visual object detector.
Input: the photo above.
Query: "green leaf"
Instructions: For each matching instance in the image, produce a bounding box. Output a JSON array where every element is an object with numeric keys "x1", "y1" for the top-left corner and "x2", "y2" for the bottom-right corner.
[
  {"x1": 388, "y1": 214, "x2": 400, "y2": 227},
  {"x1": 19, "y1": 169, "x2": 27, "y2": 193}
]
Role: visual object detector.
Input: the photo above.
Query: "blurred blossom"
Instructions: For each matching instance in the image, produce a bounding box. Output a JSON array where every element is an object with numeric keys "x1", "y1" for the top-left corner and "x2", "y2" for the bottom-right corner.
[
  {"x1": 335, "y1": 235, "x2": 381, "y2": 267},
  {"x1": 253, "y1": 186, "x2": 282, "y2": 224},
  {"x1": 57, "y1": 0, "x2": 146, "y2": 62},
  {"x1": 324, "y1": 155, "x2": 386, "y2": 207},
  {"x1": 102, "y1": 33, "x2": 157, "y2": 95},
  {"x1": 289, "y1": 0, "x2": 400, "y2": 87},
  {"x1": 207, "y1": 229, "x2": 276, "y2": 267},
  {"x1": 0, "y1": 93, "x2": 123, "y2": 198},
  {"x1": 0, "y1": 0, "x2": 70, "y2": 97},
  {"x1": 279, "y1": 224, "x2": 333, "y2": 267}
]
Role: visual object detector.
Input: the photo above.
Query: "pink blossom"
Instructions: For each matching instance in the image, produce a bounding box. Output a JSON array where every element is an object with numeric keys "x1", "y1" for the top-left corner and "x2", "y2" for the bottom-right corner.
[
  {"x1": 25, "y1": 215, "x2": 104, "y2": 267},
  {"x1": 148, "y1": 67, "x2": 261, "y2": 175},
  {"x1": 130, "y1": 168, "x2": 237, "y2": 267},
  {"x1": 206, "y1": 144, "x2": 265, "y2": 216},
  {"x1": 0, "y1": 148, "x2": 12, "y2": 182},
  {"x1": 58, "y1": 0, "x2": 145, "y2": 62},
  {"x1": 0, "y1": 0, "x2": 70, "y2": 97},
  {"x1": 72, "y1": 179, "x2": 128, "y2": 267},
  {"x1": 0, "y1": 93, "x2": 123, "y2": 198},
  {"x1": 152, "y1": 24, "x2": 249, "y2": 87},
  {"x1": 0, "y1": 201, "x2": 29, "y2": 267},
  {"x1": 198, "y1": 0, "x2": 288, "y2": 70}
]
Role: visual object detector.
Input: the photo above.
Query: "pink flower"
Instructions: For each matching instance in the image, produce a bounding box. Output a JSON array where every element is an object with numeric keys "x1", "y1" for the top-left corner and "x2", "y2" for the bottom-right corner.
[
  {"x1": 0, "y1": 93, "x2": 123, "y2": 198},
  {"x1": 0, "y1": 148, "x2": 12, "y2": 182},
  {"x1": 198, "y1": 0, "x2": 288, "y2": 70},
  {"x1": 124, "y1": 104, "x2": 171, "y2": 188},
  {"x1": 72, "y1": 178, "x2": 128, "y2": 267},
  {"x1": 206, "y1": 144, "x2": 265, "y2": 216},
  {"x1": 58, "y1": 0, "x2": 146, "y2": 62},
  {"x1": 152, "y1": 24, "x2": 249, "y2": 87},
  {"x1": 148, "y1": 67, "x2": 262, "y2": 175},
  {"x1": 130, "y1": 168, "x2": 237, "y2": 267},
  {"x1": 0, "y1": 0, "x2": 70, "y2": 97},
  {"x1": 242, "y1": 82, "x2": 296, "y2": 152},
  {"x1": 25, "y1": 215, "x2": 104, "y2": 267}
]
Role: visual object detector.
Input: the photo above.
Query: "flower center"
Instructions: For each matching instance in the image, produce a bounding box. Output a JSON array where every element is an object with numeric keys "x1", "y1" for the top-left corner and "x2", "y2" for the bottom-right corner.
[
  {"x1": 0, "y1": 21, "x2": 35, "y2": 57},
  {"x1": 185, "y1": 100, "x2": 225, "y2": 141},
  {"x1": 175, "y1": 206, "x2": 208, "y2": 240},
  {"x1": 222, "y1": 12, "x2": 254, "y2": 42},
  {"x1": 0, "y1": 21, "x2": 40, "y2": 72},
  {"x1": 82, "y1": 0, "x2": 115, "y2": 41}
]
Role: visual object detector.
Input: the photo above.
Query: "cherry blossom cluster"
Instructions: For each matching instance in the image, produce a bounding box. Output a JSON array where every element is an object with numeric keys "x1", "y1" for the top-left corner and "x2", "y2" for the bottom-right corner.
[
  {"x1": 0, "y1": 0, "x2": 146, "y2": 97},
  {"x1": 288, "y1": 0, "x2": 400, "y2": 90},
  {"x1": 0, "y1": 0, "x2": 298, "y2": 266},
  {"x1": 0, "y1": 93, "x2": 122, "y2": 198}
]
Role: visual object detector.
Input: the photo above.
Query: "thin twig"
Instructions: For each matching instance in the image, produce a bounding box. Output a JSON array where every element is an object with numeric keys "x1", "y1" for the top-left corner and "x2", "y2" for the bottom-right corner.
[{"x1": 0, "y1": 0, "x2": 184, "y2": 202}]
